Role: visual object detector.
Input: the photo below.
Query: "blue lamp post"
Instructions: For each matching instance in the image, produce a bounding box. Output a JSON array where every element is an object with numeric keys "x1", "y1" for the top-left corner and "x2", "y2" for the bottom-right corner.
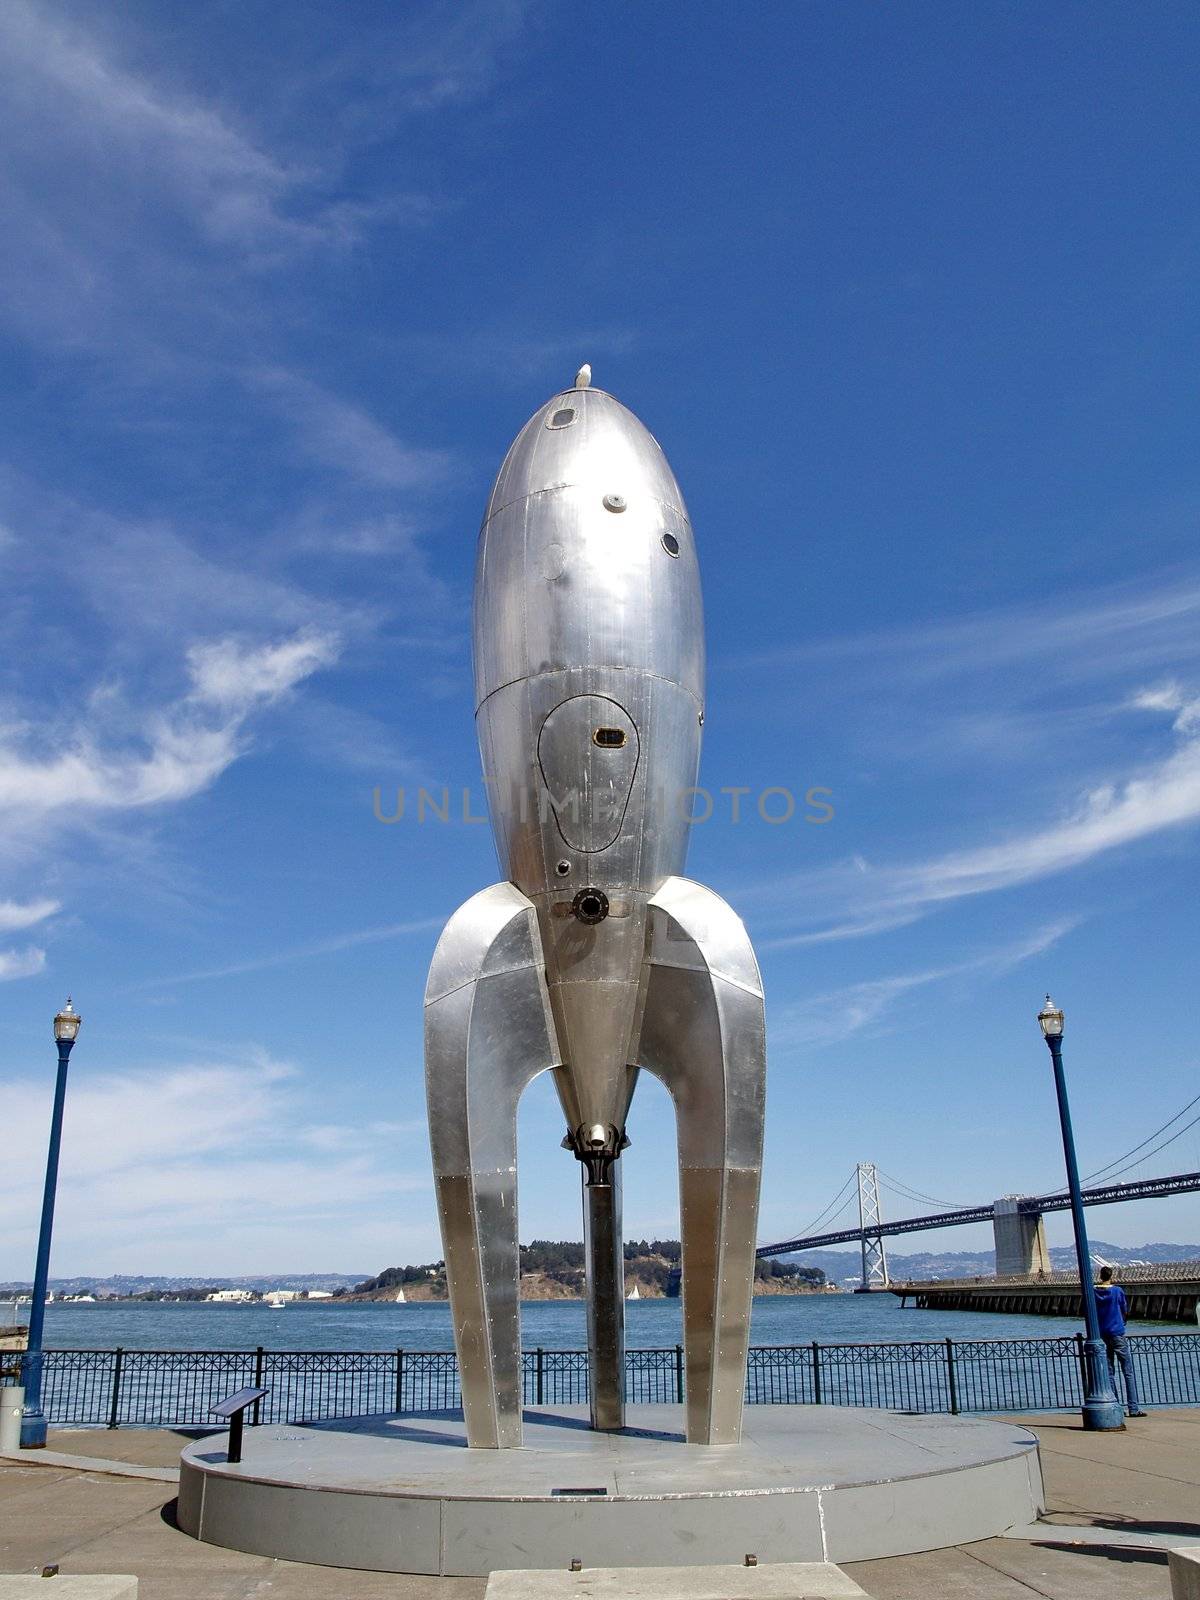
[
  {"x1": 19, "y1": 997, "x2": 82, "y2": 1448},
  {"x1": 1037, "y1": 995, "x2": 1125, "y2": 1432}
]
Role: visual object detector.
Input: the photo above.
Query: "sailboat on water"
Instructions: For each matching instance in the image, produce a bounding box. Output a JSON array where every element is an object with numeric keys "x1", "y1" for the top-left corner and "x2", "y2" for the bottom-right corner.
[
  {"x1": 394, "y1": 1289, "x2": 407, "y2": 1303},
  {"x1": 626, "y1": 1285, "x2": 640, "y2": 1301}
]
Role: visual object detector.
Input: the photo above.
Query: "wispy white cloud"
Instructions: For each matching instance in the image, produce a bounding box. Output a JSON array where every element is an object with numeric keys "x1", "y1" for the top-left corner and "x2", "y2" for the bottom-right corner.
[
  {"x1": 774, "y1": 919, "x2": 1078, "y2": 1049},
  {"x1": 745, "y1": 565, "x2": 1200, "y2": 947},
  {"x1": 187, "y1": 631, "x2": 339, "y2": 708},
  {"x1": 0, "y1": 1051, "x2": 431, "y2": 1272},
  {"x1": 760, "y1": 719, "x2": 1200, "y2": 946},
  {"x1": 137, "y1": 915, "x2": 444, "y2": 990},
  {"x1": 295, "y1": 1118, "x2": 426, "y2": 1154},
  {"x1": 0, "y1": 629, "x2": 339, "y2": 817},
  {"x1": 736, "y1": 569, "x2": 1200, "y2": 689},
  {"x1": 295, "y1": 511, "x2": 424, "y2": 559},
  {"x1": 0, "y1": 946, "x2": 47, "y2": 982},
  {"x1": 1130, "y1": 680, "x2": 1200, "y2": 734},
  {"x1": 760, "y1": 910, "x2": 924, "y2": 950},
  {"x1": 341, "y1": 0, "x2": 534, "y2": 118},
  {"x1": 0, "y1": 897, "x2": 59, "y2": 932},
  {"x1": 249, "y1": 369, "x2": 450, "y2": 490},
  {"x1": 0, "y1": 899, "x2": 58, "y2": 980},
  {"x1": 0, "y1": 0, "x2": 527, "y2": 358},
  {"x1": 0, "y1": 484, "x2": 352, "y2": 647},
  {"x1": 0, "y1": 0, "x2": 386, "y2": 261}
]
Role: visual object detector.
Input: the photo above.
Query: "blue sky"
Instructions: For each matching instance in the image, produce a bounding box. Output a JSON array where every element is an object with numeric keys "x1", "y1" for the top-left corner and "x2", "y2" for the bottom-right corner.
[{"x1": 2, "y1": 1, "x2": 1199, "y2": 1278}]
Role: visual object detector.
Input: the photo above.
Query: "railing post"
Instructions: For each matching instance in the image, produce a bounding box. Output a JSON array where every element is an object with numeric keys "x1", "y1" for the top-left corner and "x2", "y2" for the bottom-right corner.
[
  {"x1": 252, "y1": 1347, "x2": 265, "y2": 1425},
  {"x1": 674, "y1": 1344, "x2": 684, "y2": 1404},
  {"x1": 536, "y1": 1347, "x2": 544, "y2": 1406},
  {"x1": 945, "y1": 1338, "x2": 959, "y2": 1414},
  {"x1": 107, "y1": 1348, "x2": 124, "y2": 1430},
  {"x1": 394, "y1": 1349, "x2": 405, "y2": 1414},
  {"x1": 811, "y1": 1341, "x2": 821, "y2": 1405},
  {"x1": 1074, "y1": 1331, "x2": 1087, "y2": 1401}
]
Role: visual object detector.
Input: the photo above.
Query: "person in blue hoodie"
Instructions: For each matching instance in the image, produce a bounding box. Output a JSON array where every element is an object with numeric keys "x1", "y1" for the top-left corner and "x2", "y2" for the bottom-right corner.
[{"x1": 1095, "y1": 1265, "x2": 1147, "y2": 1416}]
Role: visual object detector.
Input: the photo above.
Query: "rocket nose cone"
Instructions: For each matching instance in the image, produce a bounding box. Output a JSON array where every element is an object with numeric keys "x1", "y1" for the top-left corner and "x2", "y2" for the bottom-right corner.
[{"x1": 485, "y1": 387, "x2": 687, "y2": 527}]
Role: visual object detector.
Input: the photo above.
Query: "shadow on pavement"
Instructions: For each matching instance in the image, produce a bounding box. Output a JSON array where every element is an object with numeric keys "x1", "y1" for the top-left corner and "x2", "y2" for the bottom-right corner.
[
  {"x1": 1085, "y1": 1515, "x2": 1200, "y2": 1538},
  {"x1": 1027, "y1": 1543, "x2": 1168, "y2": 1567}
]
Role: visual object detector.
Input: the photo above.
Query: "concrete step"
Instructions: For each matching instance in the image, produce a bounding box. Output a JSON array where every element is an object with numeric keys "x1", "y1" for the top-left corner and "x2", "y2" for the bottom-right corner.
[{"x1": 484, "y1": 1561, "x2": 872, "y2": 1598}]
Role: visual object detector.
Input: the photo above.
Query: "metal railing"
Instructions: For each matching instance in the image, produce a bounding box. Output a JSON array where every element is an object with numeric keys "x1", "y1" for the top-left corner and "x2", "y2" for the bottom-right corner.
[{"x1": 32, "y1": 1333, "x2": 1200, "y2": 1428}]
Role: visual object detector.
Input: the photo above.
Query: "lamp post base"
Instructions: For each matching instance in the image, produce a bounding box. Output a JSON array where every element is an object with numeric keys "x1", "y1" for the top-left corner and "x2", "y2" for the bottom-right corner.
[
  {"x1": 1080, "y1": 1338, "x2": 1126, "y2": 1431},
  {"x1": 18, "y1": 1350, "x2": 48, "y2": 1447},
  {"x1": 1081, "y1": 1398, "x2": 1126, "y2": 1431},
  {"x1": 20, "y1": 1408, "x2": 48, "y2": 1448}
]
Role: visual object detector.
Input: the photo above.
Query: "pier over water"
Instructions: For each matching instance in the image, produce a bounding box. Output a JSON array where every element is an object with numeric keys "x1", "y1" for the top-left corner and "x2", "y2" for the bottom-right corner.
[{"x1": 894, "y1": 1262, "x2": 1200, "y2": 1322}]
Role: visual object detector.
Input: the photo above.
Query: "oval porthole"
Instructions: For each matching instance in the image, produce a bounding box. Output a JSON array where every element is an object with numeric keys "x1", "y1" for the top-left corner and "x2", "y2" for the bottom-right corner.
[
  {"x1": 593, "y1": 726, "x2": 627, "y2": 748},
  {"x1": 547, "y1": 407, "x2": 577, "y2": 429},
  {"x1": 661, "y1": 532, "x2": 680, "y2": 557}
]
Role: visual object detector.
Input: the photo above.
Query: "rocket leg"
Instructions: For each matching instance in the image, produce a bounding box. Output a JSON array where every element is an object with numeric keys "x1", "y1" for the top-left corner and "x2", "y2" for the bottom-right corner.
[
  {"x1": 635, "y1": 877, "x2": 766, "y2": 1445},
  {"x1": 583, "y1": 1159, "x2": 625, "y2": 1430},
  {"x1": 425, "y1": 883, "x2": 561, "y2": 1448}
]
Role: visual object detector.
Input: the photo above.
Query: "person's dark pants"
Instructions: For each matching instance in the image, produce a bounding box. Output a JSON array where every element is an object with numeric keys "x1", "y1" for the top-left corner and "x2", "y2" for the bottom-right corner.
[{"x1": 1103, "y1": 1334, "x2": 1142, "y2": 1412}]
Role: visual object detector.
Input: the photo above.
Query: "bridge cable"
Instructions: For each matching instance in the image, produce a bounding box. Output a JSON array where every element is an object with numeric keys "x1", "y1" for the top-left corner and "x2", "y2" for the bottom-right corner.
[
  {"x1": 1080, "y1": 1088, "x2": 1200, "y2": 1185},
  {"x1": 1076, "y1": 1109, "x2": 1200, "y2": 1188},
  {"x1": 874, "y1": 1169, "x2": 969, "y2": 1211},
  {"x1": 781, "y1": 1168, "x2": 860, "y2": 1245},
  {"x1": 797, "y1": 1172, "x2": 860, "y2": 1237}
]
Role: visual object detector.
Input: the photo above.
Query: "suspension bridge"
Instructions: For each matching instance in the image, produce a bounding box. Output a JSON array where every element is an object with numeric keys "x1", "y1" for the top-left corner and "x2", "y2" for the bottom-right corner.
[{"x1": 757, "y1": 1086, "x2": 1200, "y2": 1289}]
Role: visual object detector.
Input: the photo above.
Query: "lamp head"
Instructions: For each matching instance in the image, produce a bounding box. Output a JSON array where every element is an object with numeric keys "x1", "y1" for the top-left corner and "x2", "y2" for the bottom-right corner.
[
  {"x1": 53, "y1": 996, "x2": 82, "y2": 1044},
  {"x1": 1037, "y1": 994, "x2": 1064, "y2": 1040}
]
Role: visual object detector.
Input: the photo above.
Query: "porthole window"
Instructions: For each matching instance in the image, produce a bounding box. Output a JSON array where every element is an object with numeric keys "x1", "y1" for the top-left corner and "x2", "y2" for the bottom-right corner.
[
  {"x1": 661, "y1": 532, "x2": 680, "y2": 557},
  {"x1": 593, "y1": 727, "x2": 627, "y2": 748},
  {"x1": 547, "y1": 407, "x2": 577, "y2": 429}
]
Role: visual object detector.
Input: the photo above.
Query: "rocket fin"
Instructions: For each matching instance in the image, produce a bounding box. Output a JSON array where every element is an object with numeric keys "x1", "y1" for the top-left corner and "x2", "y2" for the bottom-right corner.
[
  {"x1": 424, "y1": 882, "x2": 561, "y2": 1448},
  {"x1": 634, "y1": 875, "x2": 766, "y2": 1445}
]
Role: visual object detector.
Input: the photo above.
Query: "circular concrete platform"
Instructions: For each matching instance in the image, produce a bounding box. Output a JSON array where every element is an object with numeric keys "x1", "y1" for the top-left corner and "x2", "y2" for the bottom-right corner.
[{"x1": 178, "y1": 1404, "x2": 1044, "y2": 1576}]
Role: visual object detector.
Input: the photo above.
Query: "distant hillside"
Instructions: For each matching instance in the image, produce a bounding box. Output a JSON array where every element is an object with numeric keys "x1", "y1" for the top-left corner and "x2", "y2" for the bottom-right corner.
[
  {"x1": 349, "y1": 1241, "x2": 833, "y2": 1302},
  {"x1": 779, "y1": 1240, "x2": 1200, "y2": 1283},
  {"x1": 0, "y1": 1272, "x2": 366, "y2": 1296}
]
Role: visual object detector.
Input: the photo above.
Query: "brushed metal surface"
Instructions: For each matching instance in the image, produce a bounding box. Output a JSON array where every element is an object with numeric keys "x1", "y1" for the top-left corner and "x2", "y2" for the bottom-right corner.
[
  {"x1": 425, "y1": 883, "x2": 560, "y2": 1448},
  {"x1": 637, "y1": 877, "x2": 766, "y2": 1445},
  {"x1": 179, "y1": 1407, "x2": 1045, "y2": 1575},
  {"x1": 425, "y1": 380, "x2": 766, "y2": 1447}
]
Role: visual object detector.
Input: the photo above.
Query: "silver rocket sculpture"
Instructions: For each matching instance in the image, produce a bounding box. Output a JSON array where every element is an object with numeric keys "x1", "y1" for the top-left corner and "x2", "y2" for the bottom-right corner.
[{"x1": 425, "y1": 372, "x2": 766, "y2": 1448}]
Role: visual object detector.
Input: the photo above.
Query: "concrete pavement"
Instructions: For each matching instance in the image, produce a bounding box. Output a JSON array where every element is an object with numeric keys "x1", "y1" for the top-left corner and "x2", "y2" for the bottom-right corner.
[
  {"x1": 842, "y1": 1409, "x2": 1200, "y2": 1598},
  {"x1": 1, "y1": 1411, "x2": 1195, "y2": 1598}
]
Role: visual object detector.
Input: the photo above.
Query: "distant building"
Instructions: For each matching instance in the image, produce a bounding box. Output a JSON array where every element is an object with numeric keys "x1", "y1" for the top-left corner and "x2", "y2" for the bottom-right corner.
[
  {"x1": 206, "y1": 1288, "x2": 255, "y2": 1303},
  {"x1": 304, "y1": 1289, "x2": 334, "y2": 1300}
]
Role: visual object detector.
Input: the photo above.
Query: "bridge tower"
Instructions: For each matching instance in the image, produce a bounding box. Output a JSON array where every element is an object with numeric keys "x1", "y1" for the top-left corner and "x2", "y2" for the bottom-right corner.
[
  {"x1": 993, "y1": 1196, "x2": 1050, "y2": 1276},
  {"x1": 856, "y1": 1163, "x2": 889, "y2": 1290}
]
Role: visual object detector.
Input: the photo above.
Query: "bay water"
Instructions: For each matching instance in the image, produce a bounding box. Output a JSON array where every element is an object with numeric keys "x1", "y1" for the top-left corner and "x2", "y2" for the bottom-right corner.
[{"x1": 32, "y1": 1293, "x2": 1173, "y2": 1353}]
